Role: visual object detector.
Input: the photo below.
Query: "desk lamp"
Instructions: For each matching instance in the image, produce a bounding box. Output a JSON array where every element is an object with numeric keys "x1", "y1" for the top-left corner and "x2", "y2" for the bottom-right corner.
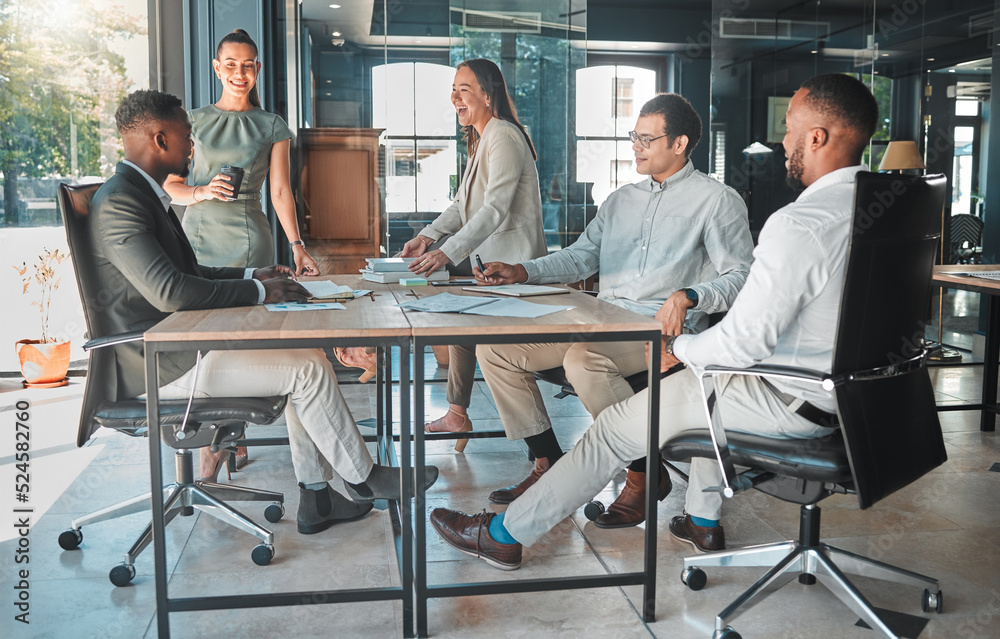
[{"x1": 879, "y1": 141, "x2": 960, "y2": 362}]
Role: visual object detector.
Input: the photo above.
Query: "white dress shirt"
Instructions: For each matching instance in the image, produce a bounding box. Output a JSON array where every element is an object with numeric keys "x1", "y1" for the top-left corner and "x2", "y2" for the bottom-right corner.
[{"x1": 673, "y1": 165, "x2": 866, "y2": 410}]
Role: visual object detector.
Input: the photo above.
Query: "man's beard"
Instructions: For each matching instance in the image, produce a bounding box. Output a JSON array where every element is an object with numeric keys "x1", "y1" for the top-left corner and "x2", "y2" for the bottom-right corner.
[
  {"x1": 785, "y1": 144, "x2": 806, "y2": 191},
  {"x1": 177, "y1": 159, "x2": 190, "y2": 179}
]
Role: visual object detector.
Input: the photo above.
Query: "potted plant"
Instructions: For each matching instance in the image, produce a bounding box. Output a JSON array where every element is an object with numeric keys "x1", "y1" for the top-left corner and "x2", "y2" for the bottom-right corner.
[{"x1": 13, "y1": 247, "x2": 72, "y2": 387}]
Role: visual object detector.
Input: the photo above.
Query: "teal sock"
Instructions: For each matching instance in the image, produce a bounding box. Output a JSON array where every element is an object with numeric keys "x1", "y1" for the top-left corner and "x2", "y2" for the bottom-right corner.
[
  {"x1": 488, "y1": 512, "x2": 519, "y2": 545},
  {"x1": 304, "y1": 481, "x2": 328, "y2": 491},
  {"x1": 690, "y1": 514, "x2": 719, "y2": 528}
]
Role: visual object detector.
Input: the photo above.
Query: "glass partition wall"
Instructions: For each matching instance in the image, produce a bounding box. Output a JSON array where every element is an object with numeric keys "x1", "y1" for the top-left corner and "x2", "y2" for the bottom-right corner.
[
  {"x1": 304, "y1": 0, "x2": 586, "y2": 263},
  {"x1": 709, "y1": 0, "x2": 997, "y2": 361}
]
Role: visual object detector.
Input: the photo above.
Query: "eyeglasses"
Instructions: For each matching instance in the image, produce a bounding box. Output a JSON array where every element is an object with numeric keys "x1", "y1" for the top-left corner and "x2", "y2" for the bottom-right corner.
[{"x1": 629, "y1": 130, "x2": 669, "y2": 149}]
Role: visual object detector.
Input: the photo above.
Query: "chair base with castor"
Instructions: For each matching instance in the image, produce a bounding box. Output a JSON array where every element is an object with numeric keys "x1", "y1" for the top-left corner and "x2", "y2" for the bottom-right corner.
[
  {"x1": 678, "y1": 502, "x2": 941, "y2": 639},
  {"x1": 59, "y1": 444, "x2": 285, "y2": 586}
]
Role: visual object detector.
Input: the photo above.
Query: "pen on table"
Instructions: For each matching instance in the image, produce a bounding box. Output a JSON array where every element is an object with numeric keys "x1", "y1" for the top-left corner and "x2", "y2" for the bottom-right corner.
[{"x1": 475, "y1": 254, "x2": 490, "y2": 283}]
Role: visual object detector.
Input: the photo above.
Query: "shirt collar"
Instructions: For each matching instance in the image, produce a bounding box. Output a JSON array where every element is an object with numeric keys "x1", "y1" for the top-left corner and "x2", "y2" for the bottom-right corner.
[
  {"x1": 122, "y1": 160, "x2": 172, "y2": 212},
  {"x1": 796, "y1": 165, "x2": 866, "y2": 201},
  {"x1": 645, "y1": 160, "x2": 695, "y2": 192}
]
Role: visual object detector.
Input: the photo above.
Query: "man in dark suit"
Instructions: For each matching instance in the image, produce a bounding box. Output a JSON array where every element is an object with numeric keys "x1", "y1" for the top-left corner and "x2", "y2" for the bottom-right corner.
[{"x1": 89, "y1": 89, "x2": 437, "y2": 534}]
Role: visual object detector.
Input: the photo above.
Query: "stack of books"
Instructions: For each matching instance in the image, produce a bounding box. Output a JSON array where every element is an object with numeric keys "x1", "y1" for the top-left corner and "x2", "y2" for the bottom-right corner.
[{"x1": 361, "y1": 258, "x2": 449, "y2": 283}]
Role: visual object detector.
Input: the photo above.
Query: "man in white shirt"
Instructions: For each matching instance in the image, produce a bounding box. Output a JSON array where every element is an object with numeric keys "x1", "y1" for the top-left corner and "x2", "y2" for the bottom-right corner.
[
  {"x1": 429, "y1": 73, "x2": 879, "y2": 570},
  {"x1": 468, "y1": 94, "x2": 753, "y2": 528},
  {"x1": 89, "y1": 90, "x2": 438, "y2": 536}
]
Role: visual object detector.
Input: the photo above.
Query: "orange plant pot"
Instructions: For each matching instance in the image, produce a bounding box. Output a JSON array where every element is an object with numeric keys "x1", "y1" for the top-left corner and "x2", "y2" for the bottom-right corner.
[{"x1": 15, "y1": 339, "x2": 71, "y2": 387}]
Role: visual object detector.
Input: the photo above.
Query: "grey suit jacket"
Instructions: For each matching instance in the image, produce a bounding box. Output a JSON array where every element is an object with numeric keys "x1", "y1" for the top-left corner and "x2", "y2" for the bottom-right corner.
[
  {"x1": 88, "y1": 163, "x2": 260, "y2": 400},
  {"x1": 418, "y1": 118, "x2": 547, "y2": 264}
]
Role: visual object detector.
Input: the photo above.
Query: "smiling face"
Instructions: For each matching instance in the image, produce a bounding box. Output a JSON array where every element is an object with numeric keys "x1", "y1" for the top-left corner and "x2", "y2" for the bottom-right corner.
[
  {"x1": 632, "y1": 114, "x2": 687, "y2": 182},
  {"x1": 213, "y1": 43, "x2": 259, "y2": 102},
  {"x1": 451, "y1": 65, "x2": 493, "y2": 134}
]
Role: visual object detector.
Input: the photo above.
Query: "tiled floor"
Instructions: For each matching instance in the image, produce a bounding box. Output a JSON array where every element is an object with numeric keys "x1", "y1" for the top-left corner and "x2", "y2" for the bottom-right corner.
[{"x1": 1, "y1": 359, "x2": 998, "y2": 639}]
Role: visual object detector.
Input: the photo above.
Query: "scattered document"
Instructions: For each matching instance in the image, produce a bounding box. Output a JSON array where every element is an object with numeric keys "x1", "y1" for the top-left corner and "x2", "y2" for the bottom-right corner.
[
  {"x1": 396, "y1": 293, "x2": 573, "y2": 318},
  {"x1": 396, "y1": 293, "x2": 496, "y2": 313},
  {"x1": 463, "y1": 284, "x2": 570, "y2": 297},
  {"x1": 300, "y1": 280, "x2": 354, "y2": 299},
  {"x1": 955, "y1": 271, "x2": 1000, "y2": 281},
  {"x1": 460, "y1": 298, "x2": 575, "y2": 318},
  {"x1": 266, "y1": 302, "x2": 346, "y2": 312}
]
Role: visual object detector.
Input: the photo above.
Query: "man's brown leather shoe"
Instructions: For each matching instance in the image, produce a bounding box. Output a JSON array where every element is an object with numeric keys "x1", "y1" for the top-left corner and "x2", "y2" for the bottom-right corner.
[
  {"x1": 488, "y1": 457, "x2": 551, "y2": 504},
  {"x1": 669, "y1": 513, "x2": 726, "y2": 552},
  {"x1": 430, "y1": 508, "x2": 522, "y2": 570},
  {"x1": 594, "y1": 459, "x2": 672, "y2": 529}
]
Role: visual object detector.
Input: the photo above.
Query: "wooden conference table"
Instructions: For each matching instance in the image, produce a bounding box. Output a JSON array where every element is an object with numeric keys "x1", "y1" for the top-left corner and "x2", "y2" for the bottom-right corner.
[
  {"x1": 932, "y1": 265, "x2": 1000, "y2": 432},
  {"x1": 142, "y1": 277, "x2": 662, "y2": 637}
]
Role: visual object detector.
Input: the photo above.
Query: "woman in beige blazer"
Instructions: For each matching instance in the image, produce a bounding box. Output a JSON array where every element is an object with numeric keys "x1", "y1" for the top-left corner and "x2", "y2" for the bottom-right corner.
[{"x1": 401, "y1": 58, "x2": 547, "y2": 450}]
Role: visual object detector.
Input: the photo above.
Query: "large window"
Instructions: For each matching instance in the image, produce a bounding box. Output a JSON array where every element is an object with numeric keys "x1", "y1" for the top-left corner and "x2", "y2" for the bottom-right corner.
[
  {"x1": 372, "y1": 62, "x2": 456, "y2": 253},
  {"x1": 575, "y1": 65, "x2": 657, "y2": 207},
  {"x1": 1, "y1": 0, "x2": 148, "y2": 372}
]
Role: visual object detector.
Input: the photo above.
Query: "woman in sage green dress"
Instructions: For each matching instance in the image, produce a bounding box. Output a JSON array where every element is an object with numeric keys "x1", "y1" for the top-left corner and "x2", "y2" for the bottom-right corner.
[{"x1": 165, "y1": 28, "x2": 320, "y2": 276}]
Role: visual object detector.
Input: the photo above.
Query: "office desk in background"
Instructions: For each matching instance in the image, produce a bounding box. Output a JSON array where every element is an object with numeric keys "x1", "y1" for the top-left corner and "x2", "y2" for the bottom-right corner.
[
  {"x1": 933, "y1": 265, "x2": 999, "y2": 432},
  {"x1": 142, "y1": 277, "x2": 415, "y2": 638},
  {"x1": 389, "y1": 283, "x2": 663, "y2": 637}
]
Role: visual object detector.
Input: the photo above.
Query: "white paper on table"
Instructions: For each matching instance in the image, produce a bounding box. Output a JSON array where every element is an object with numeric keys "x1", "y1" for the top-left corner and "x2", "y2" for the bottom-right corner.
[
  {"x1": 396, "y1": 292, "x2": 497, "y2": 313},
  {"x1": 265, "y1": 302, "x2": 346, "y2": 311},
  {"x1": 956, "y1": 271, "x2": 1000, "y2": 281},
  {"x1": 300, "y1": 280, "x2": 353, "y2": 298},
  {"x1": 459, "y1": 297, "x2": 575, "y2": 318}
]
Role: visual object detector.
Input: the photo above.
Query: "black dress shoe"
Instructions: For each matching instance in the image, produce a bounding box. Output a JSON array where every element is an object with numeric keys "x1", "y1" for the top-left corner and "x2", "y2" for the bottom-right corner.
[
  {"x1": 669, "y1": 513, "x2": 726, "y2": 552},
  {"x1": 297, "y1": 483, "x2": 373, "y2": 534}
]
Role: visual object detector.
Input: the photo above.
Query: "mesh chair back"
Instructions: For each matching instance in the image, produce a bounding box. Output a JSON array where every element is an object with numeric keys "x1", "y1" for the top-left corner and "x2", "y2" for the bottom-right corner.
[
  {"x1": 949, "y1": 213, "x2": 983, "y2": 263},
  {"x1": 832, "y1": 172, "x2": 948, "y2": 509}
]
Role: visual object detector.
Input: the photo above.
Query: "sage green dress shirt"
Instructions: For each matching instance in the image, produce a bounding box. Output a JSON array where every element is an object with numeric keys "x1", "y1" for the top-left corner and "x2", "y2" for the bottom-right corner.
[{"x1": 181, "y1": 105, "x2": 293, "y2": 268}]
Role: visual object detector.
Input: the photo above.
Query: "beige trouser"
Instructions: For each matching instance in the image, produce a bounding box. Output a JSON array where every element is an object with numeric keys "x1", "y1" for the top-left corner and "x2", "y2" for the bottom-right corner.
[
  {"x1": 158, "y1": 348, "x2": 373, "y2": 486},
  {"x1": 476, "y1": 341, "x2": 649, "y2": 439},
  {"x1": 504, "y1": 367, "x2": 837, "y2": 546}
]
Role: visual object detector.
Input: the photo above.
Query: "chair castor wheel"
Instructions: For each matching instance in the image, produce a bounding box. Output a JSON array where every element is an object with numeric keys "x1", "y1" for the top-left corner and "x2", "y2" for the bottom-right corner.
[
  {"x1": 922, "y1": 588, "x2": 943, "y2": 613},
  {"x1": 58, "y1": 528, "x2": 83, "y2": 550},
  {"x1": 109, "y1": 562, "x2": 136, "y2": 587},
  {"x1": 681, "y1": 566, "x2": 707, "y2": 591},
  {"x1": 584, "y1": 500, "x2": 605, "y2": 521},
  {"x1": 713, "y1": 627, "x2": 741, "y2": 639},
  {"x1": 264, "y1": 503, "x2": 284, "y2": 523},
  {"x1": 251, "y1": 543, "x2": 274, "y2": 566}
]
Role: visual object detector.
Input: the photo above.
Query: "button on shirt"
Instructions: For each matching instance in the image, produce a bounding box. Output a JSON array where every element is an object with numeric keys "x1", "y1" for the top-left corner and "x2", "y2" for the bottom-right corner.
[
  {"x1": 522, "y1": 161, "x2": 754, "y2": 329},
  {"x1": 122, "y1": 160, "x2": 265, "y2": 303},
  {"x1": 673, "y1": 165, "x2": 866, "y2": 411}
]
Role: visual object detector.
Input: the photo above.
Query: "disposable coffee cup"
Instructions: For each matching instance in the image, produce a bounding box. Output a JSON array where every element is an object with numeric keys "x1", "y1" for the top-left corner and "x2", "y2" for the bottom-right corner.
[{"x1": 220, "y1": 165, "x2": 245, "y2": 201}]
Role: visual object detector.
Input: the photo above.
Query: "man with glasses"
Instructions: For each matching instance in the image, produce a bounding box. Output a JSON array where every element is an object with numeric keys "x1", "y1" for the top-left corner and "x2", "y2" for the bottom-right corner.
[{"x1": 471, "y1": 93, "x2": 753, "y2": 528}]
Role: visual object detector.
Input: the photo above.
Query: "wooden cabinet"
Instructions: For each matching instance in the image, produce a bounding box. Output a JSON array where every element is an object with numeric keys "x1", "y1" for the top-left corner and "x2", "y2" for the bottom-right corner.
[{"x1": 298, "y1": 128, "x2": 383, "y2": 274}]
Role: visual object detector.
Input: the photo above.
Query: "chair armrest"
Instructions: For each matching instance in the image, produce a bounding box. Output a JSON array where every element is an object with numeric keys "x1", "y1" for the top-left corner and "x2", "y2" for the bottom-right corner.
[
  {"x1": 703, "y1": 364, "x2": 835, "y2": 391},
  {"x1": 696, "y1": 364, "x2": 836, "y2": 499},
  {"x1": 83, "y1": 331, "x2": 145, "y2": 351}
]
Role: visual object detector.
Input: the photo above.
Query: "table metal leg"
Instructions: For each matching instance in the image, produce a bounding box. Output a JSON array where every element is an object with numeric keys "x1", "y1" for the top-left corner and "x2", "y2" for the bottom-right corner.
[
  {"x1": 414, "y1": 338, "x2": 428, "y2": 637},
  {"x1": 643, "y1": 335, "x2": 660, "y2": 622},
  {"x1": 145, "y1": 346, "x2": 171, "y2": 638},
  {"x1": 983, "y1": 295, "x2": 999, "y2": 431}
]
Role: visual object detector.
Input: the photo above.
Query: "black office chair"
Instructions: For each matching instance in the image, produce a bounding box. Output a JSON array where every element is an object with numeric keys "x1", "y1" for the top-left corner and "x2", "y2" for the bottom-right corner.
[
  {"x1": 949, "y1": 213, "x2": 983, "y2": 264},
  {"x1": 56, "y1": 182, "x2": 287, "y2": 586},
  {"x1": 661, "y1": 172, "x2": 949, "y2": 639}
]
